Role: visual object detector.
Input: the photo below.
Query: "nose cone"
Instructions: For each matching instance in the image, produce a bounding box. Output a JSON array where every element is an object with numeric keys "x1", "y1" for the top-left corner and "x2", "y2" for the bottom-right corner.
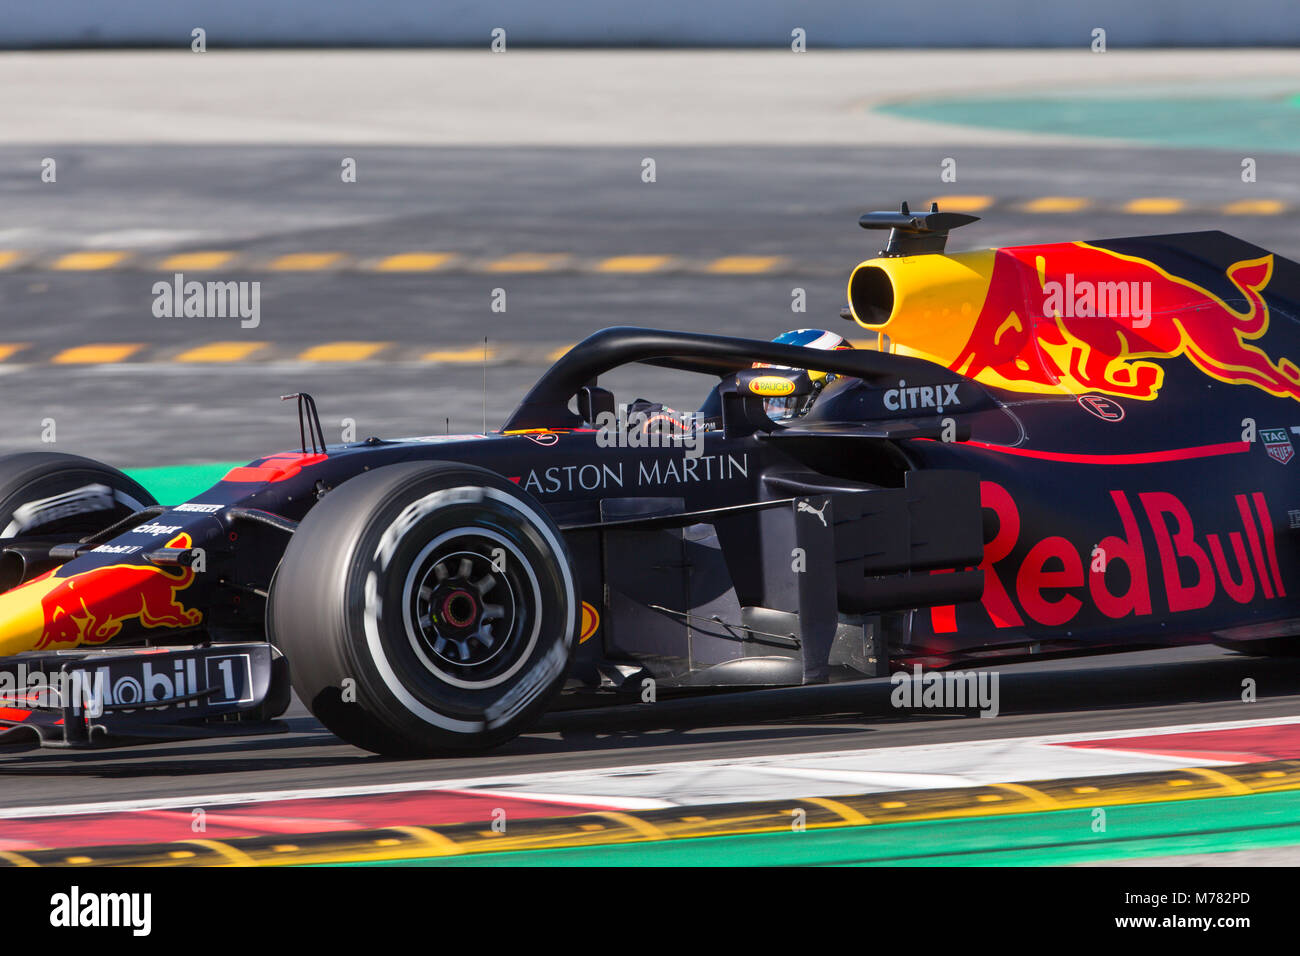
[
  {"x1": 0, "y1": 552, "x2": 202, "y2": 657},
  {"x1": 0, "y1": 572, "x2": 65, "y2": 656}
]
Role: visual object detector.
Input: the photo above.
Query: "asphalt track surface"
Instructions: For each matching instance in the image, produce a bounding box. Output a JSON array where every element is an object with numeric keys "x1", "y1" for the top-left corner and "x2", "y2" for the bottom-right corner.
[
  {"x1": 0, "y1": 138, "x2": 1298, "y2": 823},
  {"x1": 2, "y1": 645, "x2": 1299, "y2": 811}
]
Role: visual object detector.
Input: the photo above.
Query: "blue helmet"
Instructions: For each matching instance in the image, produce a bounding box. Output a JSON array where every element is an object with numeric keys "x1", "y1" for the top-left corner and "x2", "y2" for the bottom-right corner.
[{"x1": 753, "y1": 329, "x2": 853, "y2": 420}]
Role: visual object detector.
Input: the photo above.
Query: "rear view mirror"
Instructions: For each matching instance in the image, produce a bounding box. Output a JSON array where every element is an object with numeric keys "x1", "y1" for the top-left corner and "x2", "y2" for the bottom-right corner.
[{"x1": 577, "y1": 385, "x2": 616, "y2": 424}]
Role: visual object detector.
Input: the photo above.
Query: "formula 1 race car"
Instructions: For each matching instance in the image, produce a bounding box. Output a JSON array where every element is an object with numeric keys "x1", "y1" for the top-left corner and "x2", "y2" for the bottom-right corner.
[{"x1": 0, "y1": 204, "x2": 1295, "y2": 755}]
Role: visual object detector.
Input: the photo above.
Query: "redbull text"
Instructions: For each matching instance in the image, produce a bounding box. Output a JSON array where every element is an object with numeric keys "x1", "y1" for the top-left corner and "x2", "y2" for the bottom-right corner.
[{"x1": 931, "y1": 481, "x2": 1287, "y2": 633}]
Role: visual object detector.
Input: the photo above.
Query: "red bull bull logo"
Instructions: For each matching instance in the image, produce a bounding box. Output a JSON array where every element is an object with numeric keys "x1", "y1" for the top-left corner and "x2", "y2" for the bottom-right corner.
[
  {"x1": 950, "y1": 243, "x2": 1298, "y2": 402},
  {"x1": 0, "y1": 533, "x2": 202, "y2": 655}
]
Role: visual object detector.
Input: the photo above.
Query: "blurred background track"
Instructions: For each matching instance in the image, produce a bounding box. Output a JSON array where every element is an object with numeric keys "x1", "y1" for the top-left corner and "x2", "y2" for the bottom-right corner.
[
  {"x1": 0, "y1": 51, "x2": 1295, "y2": 463},
  {"x1": 2, "y1": 145, "x2": 1298, "y2": 465}
]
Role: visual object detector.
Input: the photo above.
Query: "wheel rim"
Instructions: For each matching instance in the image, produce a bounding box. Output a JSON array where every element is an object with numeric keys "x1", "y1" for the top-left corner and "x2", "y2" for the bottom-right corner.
[
  {"x1": 413, "y1": 549, "x2": 516, "y2": 670},
  {"x1": 400, "y1": 527, "x2": 542, "y2": 690}
]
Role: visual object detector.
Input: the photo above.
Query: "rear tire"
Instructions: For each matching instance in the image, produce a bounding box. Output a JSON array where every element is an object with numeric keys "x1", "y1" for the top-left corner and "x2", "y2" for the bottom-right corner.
[
  {"x1": 0, "y1": 452, "x2": 157, "y2": 589},
  {"x1": 269, "y1": 461, "x2": 578, "y2": 756}
]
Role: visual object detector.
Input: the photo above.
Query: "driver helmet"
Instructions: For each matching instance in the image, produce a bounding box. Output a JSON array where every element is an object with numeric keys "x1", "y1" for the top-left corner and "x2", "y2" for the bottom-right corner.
[{"x1": 753, "y1": 329, "x2": 853, "y2": 420}]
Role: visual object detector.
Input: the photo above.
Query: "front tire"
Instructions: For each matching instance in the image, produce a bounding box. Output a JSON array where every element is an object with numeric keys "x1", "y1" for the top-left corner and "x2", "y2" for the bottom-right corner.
[
  {"x1": 0, "y1": 452, "x2": 157, "y2": 590},
  {"x1": 269, "y1": 461, "x2": 578, "y2": 756},
  {"x1": 0, "y1": 452, "x2": 155, "y2": 540}
]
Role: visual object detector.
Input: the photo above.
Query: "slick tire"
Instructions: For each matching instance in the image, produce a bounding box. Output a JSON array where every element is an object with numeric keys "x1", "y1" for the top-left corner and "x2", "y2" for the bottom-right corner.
[
  {"x1": 0, "y1": 452, "x2": 157, "y2": 589},
  {"x1": 269, "y1": 461, "x2": 579, "y2": 756}
]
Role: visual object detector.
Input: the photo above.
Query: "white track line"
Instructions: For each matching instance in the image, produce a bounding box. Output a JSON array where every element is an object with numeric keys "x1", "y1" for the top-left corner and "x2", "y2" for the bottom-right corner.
[{"x1": 3, "y1": 714, "x2": 1297, "y2": 820}]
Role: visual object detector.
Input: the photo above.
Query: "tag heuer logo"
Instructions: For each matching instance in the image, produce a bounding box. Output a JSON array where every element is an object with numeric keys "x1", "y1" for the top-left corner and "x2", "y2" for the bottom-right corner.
[{"x1": 1261, "y1": 428, "x2": 1295, "y2": 465}]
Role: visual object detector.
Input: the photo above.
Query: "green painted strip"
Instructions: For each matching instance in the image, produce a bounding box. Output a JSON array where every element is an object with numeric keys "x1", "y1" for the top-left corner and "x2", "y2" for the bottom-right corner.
[
  {"x1": 332, "y1": 791, "x2": 1300, "y2": 867},
  {"x1": 877, "y1": 94, "x2": 1300, "y2": 153},
  {"x1": 124, "y1": 462, "x2": 241, "y2": 504}
]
